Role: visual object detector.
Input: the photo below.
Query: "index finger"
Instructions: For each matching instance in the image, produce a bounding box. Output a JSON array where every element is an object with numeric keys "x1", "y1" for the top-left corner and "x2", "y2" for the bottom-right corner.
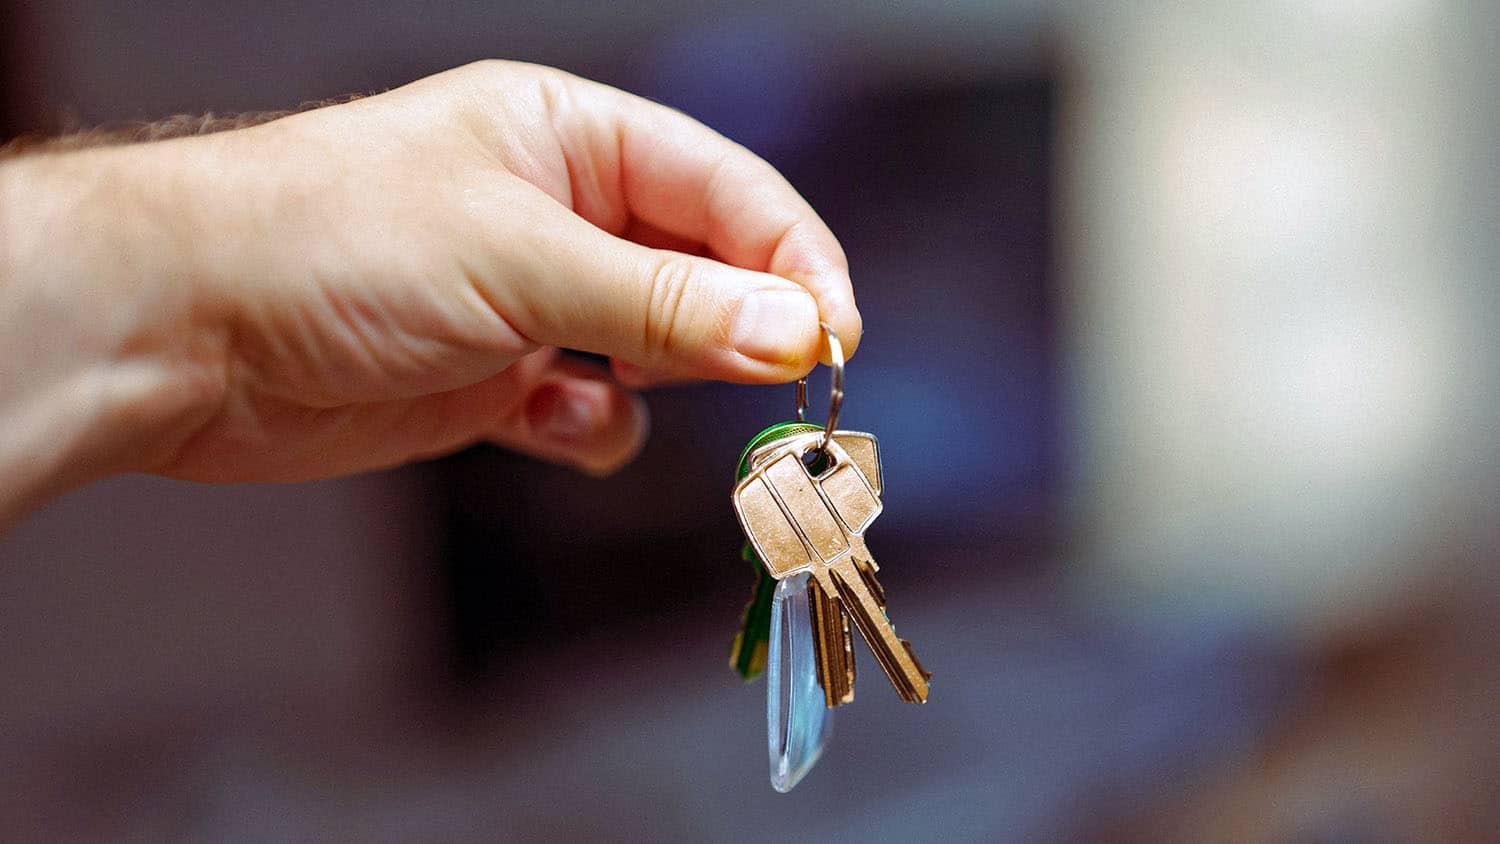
[{"x1": 548, "y1": 71, "x2": 862, "y2": 359}]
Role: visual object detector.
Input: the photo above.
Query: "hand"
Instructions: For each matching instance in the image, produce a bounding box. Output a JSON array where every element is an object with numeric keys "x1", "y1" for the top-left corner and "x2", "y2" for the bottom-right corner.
[{"x1": 0, "y1": 60, "x2": 859, "y2": 519}]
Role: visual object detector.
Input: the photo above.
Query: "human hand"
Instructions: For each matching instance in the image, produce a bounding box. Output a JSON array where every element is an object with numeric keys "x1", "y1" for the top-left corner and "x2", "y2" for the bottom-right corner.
[{"x1": 0, "y1": 60, "x2": 859, "y2": 517}]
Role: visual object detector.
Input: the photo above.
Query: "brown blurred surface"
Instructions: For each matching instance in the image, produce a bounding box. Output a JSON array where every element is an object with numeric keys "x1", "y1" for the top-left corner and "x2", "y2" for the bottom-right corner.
[{"x1": 1082, "y1": 560, "x2": 1500, "y2": 843}]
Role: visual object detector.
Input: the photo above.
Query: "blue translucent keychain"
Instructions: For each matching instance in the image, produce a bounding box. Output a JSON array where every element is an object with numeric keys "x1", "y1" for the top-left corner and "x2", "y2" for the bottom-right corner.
[{"x1": 767, "y1": 573, "x2": 832, "y2": 792}]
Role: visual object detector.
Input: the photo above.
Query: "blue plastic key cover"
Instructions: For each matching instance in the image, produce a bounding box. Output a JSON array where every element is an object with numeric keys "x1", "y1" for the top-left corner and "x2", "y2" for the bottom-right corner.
[{"x1": 767, "y1": 573, "x2": 833, "y2": 792}]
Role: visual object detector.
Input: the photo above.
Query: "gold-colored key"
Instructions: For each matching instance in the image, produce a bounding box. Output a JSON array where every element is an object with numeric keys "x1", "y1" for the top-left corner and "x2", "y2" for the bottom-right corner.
[
  {"x1": 744, "y1": 429, "x2": 884, "y2": 708},
  {"x1": 734, "y1": 431, "x2": 931, "y2": 704},
  {"x1": 807, "y1": 577, "x2": 855, "y2": 706}
]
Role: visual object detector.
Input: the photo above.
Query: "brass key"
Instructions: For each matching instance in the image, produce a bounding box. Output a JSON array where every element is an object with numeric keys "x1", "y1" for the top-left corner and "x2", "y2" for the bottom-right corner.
[
  {"x1": 735, "y1": 432, "x2": 931, "y2": 704},
  {"x1": 745, "y1": 429, "x2": 884, "y2": 708},
  {"x1": 806, "y1": 576, "x2": 855, "y2": 707}
]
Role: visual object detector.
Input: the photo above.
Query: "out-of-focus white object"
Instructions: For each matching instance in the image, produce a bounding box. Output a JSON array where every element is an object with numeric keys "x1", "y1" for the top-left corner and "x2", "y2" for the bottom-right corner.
[{"x1": 1060, "y1": 3, "x2": 1500, "y2": 631}]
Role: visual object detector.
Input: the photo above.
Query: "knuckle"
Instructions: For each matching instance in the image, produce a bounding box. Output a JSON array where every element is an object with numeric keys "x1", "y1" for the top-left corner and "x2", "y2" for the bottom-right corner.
[
  {"x1": 467, "y1": 58, "x2": 526, "y2": 80},
  {"x1": 459, "y1": 58, "x2": 516, "y2": 88},
  {"x1": 533, "y1": 69, "x2": 573, "y2": 127},
  {"x1": 460, "y1": 60, "x2": 565, "y2": 100}
]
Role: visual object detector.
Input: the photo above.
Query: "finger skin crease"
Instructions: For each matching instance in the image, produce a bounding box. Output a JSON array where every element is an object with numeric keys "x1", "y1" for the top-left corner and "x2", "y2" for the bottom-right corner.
[
  {"x1": 537, "y1": 74, "x2": 582, "y2": 217},
  {"x1": 765, "y1": 216, "x2": 808, "y2": 279},
  {"x1": 645, "y1": 257, "x2": 692, "y2": 360},
  {"x1": 459, "y1": 264, "x2": 539, "y2": 357},
  {"x1": 540, "y1": 74, "x2": 630, "y2": 236},
  {"x1": 698, "y1": 152, "x2": 734, "y2": 250},
  {"x1": 612, "y1": 119, "x2": 633, "y2": 235}
]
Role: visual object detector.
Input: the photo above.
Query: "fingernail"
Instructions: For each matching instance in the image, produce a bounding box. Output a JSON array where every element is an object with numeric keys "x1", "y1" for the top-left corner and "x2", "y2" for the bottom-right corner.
[
  {"x1": 612, "y1": 360, "x2": 660, "y2": 387},
  {"x1": 579, "y1": 392, "x2": 652, "y2": 478},
  {"x1": 613, "y1": 360, "x2": 647, "y2": 382},
  {"x1": 731, "y1": 288, "x2": 817, "y2": 364},
  {"x1": 527, "y1": 381, "x2": 607, "y2": 441}
]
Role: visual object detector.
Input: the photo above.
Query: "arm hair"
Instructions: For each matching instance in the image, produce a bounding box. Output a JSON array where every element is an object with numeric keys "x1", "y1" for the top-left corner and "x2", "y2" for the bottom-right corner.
[{"x1": 0, "y1": 95, "x2": 364, "y2": 158}]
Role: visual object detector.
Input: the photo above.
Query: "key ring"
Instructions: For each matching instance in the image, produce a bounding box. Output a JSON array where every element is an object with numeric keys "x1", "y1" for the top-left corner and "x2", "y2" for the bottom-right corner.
[{"x1": 793, "y1": 322, "x2": 844, "y2": 451}]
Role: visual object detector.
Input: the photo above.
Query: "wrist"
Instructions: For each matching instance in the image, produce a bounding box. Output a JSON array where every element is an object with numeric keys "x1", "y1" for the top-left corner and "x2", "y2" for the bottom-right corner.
[{"x1": 0, "y1": 146, "x2": 230, "y2": 524}]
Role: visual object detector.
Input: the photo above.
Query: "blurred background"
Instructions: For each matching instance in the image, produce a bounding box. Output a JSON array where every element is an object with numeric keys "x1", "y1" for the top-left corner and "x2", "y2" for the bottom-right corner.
[{"x1": 2, "y1": 2, "x2": 1498, "y2": 841}]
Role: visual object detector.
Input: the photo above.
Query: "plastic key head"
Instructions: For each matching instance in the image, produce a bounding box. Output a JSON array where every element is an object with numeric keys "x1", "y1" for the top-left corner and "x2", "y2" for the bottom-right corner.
[{"x1": 767, "y1": 573, "x2": 832, "y2": 792}]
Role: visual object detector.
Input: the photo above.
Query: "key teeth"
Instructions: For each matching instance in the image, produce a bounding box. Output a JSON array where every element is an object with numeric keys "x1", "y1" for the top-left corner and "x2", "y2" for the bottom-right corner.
[
  {"x1": 898, "y1": 643, "x2": 930, "y2": 704},
  {"x1": 827, "y1": 561, "x2": 930, "y2": 705},
  {"x1": 904, "y1": 640, "x2": 932, "y2": 683},
  {"x1": 853, "y1": 557, "x2": 886, "y2": 607},
  {"x1": 851, "y1": 556, "x2": 929, "y2": 702},
  {"x1": 808, "y1": 583, "x2": 855, "y2": 708}
]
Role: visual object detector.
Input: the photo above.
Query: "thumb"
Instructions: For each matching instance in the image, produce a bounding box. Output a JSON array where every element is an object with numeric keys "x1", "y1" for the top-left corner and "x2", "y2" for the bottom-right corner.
[{"x1": 491, "y1": 201, "x2": 823, "y2": 383}]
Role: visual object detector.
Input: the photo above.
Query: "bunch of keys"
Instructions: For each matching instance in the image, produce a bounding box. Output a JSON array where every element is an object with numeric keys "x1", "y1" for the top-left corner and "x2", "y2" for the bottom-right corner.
[{"x1": 729, "y1": 324, "x2": 930, "y2": 792}]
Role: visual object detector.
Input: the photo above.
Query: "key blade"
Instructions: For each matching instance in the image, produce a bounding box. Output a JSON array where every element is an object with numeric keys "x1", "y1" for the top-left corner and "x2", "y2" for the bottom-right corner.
[
  {"x1": 807, "y1": 583, "x2": 855, "y2": 707},
  {"x1": 853, "y1": 557, "x2": 886, "y2": 607},
  {"x1": 817, "y1": 557, "x2": 931, "y2": 704}
]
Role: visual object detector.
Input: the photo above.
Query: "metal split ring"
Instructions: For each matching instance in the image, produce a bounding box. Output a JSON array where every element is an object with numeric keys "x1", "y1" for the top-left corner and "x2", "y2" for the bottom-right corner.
[{"x1": 794, "y1": 322, "x2": 844, "y2": 451}]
